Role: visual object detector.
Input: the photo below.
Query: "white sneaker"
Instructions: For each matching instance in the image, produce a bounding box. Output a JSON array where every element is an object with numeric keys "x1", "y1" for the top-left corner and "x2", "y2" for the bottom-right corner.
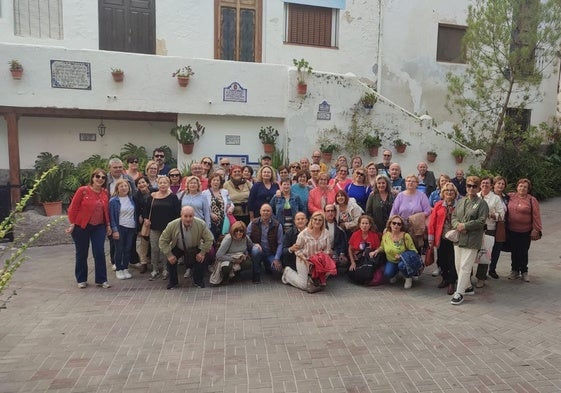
[
  {"x1": 111, "y1": 264, "x2": 117, "y2": 271},
  {"x1": 149, "y1": 270, "x2": 159, "y2": 281},
  {"x1": 123, "y1": 269, "x2": 132, "y2": 279},
  {"x1": 116, "y1": 270, "x2": 125, "y2": 280},
  {"x1": 432, "y1": 267, "x2": 441, "y2": 277},
  {"x1": 184, "y1": 268, "x2": 192, "y2": 279},
  {"x1": 162, "y1": 270, "x2": 168, "y2": 280},
  {"x1": 96, "y1": 282, "x2": 111, "y2": 288},
  {"x1": 77, "y1": 282, "x2": 87, "y2": 289},
  {"x1": 404, "y1": 277, "x2": 413, "y2": 289}
]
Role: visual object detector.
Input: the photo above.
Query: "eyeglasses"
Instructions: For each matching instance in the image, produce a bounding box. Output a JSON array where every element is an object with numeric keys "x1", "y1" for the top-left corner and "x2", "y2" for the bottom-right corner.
[
  {"x1": 234, "y1": 229, "x2": 245, "y2": 233},
  {"x1": 203, "y1": 161, "x2": 212, "y2": 165},
  {"x1": 129, "y1": 160, "x2": 139, "y2": 164},
  {"x1": 383, "y1": 154, "x2": 391, "y2": 157},
  {"x1": 311, "y1": 170, "x2": 320, "y2": 173},
  {"x1": 338, "y1": 169, "x2": 348, "y2": 173},
  {"x1": 220, "y1": 163, "x2": 230, "y2": 166},
  {"x1": 466, "y1": 184, "x2": 478, "y2": 188},
  {"x1": 325, "y1": 209, "x2": 336, "y2": 213},
  {"x1": 312, "y1": 155, "x2": 320, "y2": 158},
  {"x1": 390, "y1": 221, "x2": 402, "y2": 226},
  {"x1": 169, "y1": 173, "x2": 180, "y2": 177},
  {"x1": 154, "y1": 154, "x2": 164, "y2": 158},
  {"x1": 94, "y1": 174, "x2": 106, "y2": 180}
]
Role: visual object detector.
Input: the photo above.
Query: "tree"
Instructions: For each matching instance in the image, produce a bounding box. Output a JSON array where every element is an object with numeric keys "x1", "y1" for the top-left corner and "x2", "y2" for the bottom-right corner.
[{"x1": 446, "y1": 0, "x2": 561, "y2": 167}]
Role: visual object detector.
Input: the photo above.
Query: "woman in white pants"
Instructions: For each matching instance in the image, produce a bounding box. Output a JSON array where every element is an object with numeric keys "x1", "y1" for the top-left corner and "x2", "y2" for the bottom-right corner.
[
  {"x1": 450, "y1": 176, "x2": 488, "y2": 305},
  {"x1": 282, "y1": 211, "x2": 332, "y2": 292}
]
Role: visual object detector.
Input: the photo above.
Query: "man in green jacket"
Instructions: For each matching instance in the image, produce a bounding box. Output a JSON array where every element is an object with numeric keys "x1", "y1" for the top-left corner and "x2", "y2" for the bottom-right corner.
[
  {"x1": 159, "y1": 206, "x2": 214, "y2": 289},
  {"x1": 450, "y1": 176, "x2": 489, "y2": 305}
]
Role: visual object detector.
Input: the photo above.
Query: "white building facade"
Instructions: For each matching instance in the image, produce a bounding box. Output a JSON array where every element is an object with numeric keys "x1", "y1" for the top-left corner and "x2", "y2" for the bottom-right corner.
[{"x1": 1, "y1": 0, "x2": 558, "y2": 202}]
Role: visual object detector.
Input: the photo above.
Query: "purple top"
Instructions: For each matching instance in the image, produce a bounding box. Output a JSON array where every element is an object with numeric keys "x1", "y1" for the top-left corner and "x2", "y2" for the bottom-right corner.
[{"x1": 390, "y1": 190, "x2": 432, "y2": 221}]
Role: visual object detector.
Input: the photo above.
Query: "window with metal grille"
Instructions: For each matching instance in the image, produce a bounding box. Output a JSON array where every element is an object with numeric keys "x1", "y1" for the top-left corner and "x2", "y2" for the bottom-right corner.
[
  {"x1": 13, "y1": 0, "x2": 63, "y2": 39},
  {"x1": 436, "y1": 24, "x2": 466, "y2": 63},
  {"x1": 285, "y1": 3, "x2": 337, "y2": 48}
]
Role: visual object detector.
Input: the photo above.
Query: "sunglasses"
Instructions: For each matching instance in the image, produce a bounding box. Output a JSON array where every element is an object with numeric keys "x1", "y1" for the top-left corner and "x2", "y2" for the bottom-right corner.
[
  {"x1": 128, "y1": 160, "x2": 139, "y2": 164},
  {"x1": 383, "y1": 154, "x2": 391, "y2": 157},
  {"x1": 94, "y1": 174, "x2": 106, "y2": 180},
  {"x1": 203, "y1": 161, "x2": 212, "y2": 165},
  {"x1": 466, "y1": 184, "x2": 478, "y2": 188},
  {"x1": 234, "y1": 229, "x2": 245, "y2": 233},
  {"x1": 169, "y1": 173, "x2": 180, "y2": 177},
  {"x1": 291, "y1": 165, "x2": 300, "y2": 169},
  {"x1": 154, "y1": 154, "x2": 165, "y2": 158},
  {"x1": 220, "y1": 163, "x2": 230, "y2": 166},
  {"x1": 356, "y1": 172, "x2": 365, "y2": 176},
  {"x1": 390, "y1": 221, "x2": 402, "y2": 226}
]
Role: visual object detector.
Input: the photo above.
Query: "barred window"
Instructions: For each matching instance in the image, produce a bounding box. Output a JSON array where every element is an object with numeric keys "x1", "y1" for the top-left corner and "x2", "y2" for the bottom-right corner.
[{"x1": 13, "y1": 0, "x2": 63, "y2": 39}]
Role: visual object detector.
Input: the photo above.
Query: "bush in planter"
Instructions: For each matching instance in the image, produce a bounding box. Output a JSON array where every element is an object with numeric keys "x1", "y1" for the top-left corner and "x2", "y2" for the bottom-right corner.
[
  {"x1": 170, "y1": 122, "x2": 205, "y2": 145},
  {"x1": 427, "y1": 151, "x2": 438, "y2": 162},
  {"x1": 258, "y1": 126, "x2": 279, "y2": 145},
  {"x1": 33, "y1": 153, "x2": 77, "y2": 205},
  {"x1": 393, "y1": 138, "x2": 410, "y2": 153},
  {"x1": 293, "y1": 58, "x2": 312, "y2": 94},
  {"x1": 452, "y1": 147, "x2": 467, "y2": 162},
  {"x1": 360, "y1": 92, "x2": 378, "y2": 109}
]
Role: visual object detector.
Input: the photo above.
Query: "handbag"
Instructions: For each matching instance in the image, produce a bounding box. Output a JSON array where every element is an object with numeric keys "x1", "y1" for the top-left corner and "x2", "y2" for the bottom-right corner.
[
  {"x1": 445, "y1": 229, "x2": 459, "y2": 242},
  {"x1": 140, "y1": 198, "x2": 154, "y2": 237},
  {"x1": 424, "y1": 246, "x2": 435, "y2": 266},
  {"x1": 348, "y1": 248, "x2": 385, "y2": 285},
  {"x1": 495, "y1": 220, "x2": 506, "y2": 243},
  {"x1": 477, "y1": 234, "x2": 495, "y2": 264}
]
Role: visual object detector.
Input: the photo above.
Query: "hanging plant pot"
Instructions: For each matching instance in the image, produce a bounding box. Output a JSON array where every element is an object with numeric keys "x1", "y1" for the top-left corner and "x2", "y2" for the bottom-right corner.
[
  {"x1": 427, "y1": 153, "x2": 437, "y2": 163},
  {"x1": 368, "y1": 147, "x2": 379, "y2": 157},
  {"x1": 43, "y1": 201, "x2": 62, "y2": 216},
  {"x1": 395, "y1": 145, "x2": 407, "y2": 154},
  {"x1": 297, "y1": 83, "x2": 307, "y2": 95},
  {"x1": 182, "y1": 143, "x2": 195, "y2": 154},
  {"x1": 263, "y1": 143, "x2": 275, "y2": 154},
  {"x1": 455, "y1": 156, "x2": 464, "y2": 164},
  {"x1": 177, "y1": 76, "x2": 190, "y2": 87},
  {"x1": 321, "y1": 152, "x2": 333, "y2": 162},
  {"x1": 112, "y1": 71, "x2": 124, "y2": 82},
  {"x1": 11, "y1": 69, "x2": 23, "y2": 80}
]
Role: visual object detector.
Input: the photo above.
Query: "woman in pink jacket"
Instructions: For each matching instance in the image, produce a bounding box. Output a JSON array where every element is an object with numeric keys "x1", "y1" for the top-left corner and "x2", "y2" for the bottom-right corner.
[
  {"x1": 66, "y1": 168, "x2": 112, "y2": 289},
  {"x1": 427, "y1": 182, "x2": 459, "y2": 295}
]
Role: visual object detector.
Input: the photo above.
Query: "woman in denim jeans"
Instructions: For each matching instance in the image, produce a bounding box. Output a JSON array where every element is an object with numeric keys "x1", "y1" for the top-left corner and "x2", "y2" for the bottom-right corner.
[{"x1": 66, "y1": 168, "x2": 112, "y2": 289}]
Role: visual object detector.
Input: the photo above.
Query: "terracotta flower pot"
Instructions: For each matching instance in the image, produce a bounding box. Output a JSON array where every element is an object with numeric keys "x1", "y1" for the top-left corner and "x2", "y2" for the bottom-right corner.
[
  {"x1": 297, "y1": 83, "x2": 307, "y2": 95},
  {"x1": 182, "y1": 143, "x2": 194, "y2": 154},
  {"x1": 263, "y1": 143, "x2": 275, "y2": 154},
  {"x1": 455, "y1": 156, "x2": 464, "y2": 164},
  {"x1": 395, "y1": 145, "x2": 407, "y2": 153},
  {"x1": 11, "y1": 69, "x2": 23, "y2": 80},
  {"x1": 43, "y1": 201, "x2": 62, "y2": 216},
  {"x1": 177, "y1": 76, "x2": 190, "y2": 87},
  {"x1": 427, "y1": 153, "x2": 437, "y2": 163},
  {"x1": 112, "y1": 71, "x2": 124, "y2": 82},
  {"x1": 368, "y1": 147, "x2": 379, "y2": 157}
]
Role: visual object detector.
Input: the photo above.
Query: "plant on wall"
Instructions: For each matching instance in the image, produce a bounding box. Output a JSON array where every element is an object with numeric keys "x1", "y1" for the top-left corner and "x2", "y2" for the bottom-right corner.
[{"x1": 293, "y1": 58, "x2": 312, "y2": 95}]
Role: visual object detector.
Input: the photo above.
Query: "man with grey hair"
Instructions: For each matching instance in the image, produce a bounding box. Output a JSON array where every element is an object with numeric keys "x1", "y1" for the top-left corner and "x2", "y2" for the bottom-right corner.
[{"x1": 376, "y1": 149, "x2": 393, "y2": 177}]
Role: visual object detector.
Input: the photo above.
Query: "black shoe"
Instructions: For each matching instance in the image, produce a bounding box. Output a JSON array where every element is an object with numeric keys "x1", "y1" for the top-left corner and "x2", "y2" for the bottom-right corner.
[
  {"x1": 167, "y1": 282, "x2": 177, "y2": 290},
  {"x1": 488, "y1": 271, "x2": 499, "y2": 279},
  {"x1": 464, "y1": 286, "x2": 475, "y2": 295},
  {"x1": 252, "y1": 273, "x2": 261, "y2": 284},
  {"x1": 193, "y1": 280, "x2": 205, "y2": 288}
]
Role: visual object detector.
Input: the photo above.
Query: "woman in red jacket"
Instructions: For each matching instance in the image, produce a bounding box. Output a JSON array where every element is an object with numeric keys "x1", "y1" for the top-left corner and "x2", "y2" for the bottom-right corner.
[
  {"x1": 427, "y1": 182, "x2": 459, "y2": 295},
  {"x1": 66, "y1": 168, "x2": 112, "y2": 289}
]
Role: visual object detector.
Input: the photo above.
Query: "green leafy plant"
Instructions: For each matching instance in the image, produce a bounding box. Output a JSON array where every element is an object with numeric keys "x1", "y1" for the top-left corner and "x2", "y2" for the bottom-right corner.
[
  {"x1": 9, "y1": 59, "x2": 23, "y2": 71},
  {"x1": 427, "y1": 151, "x2": 438, "y2": 157},
  {"x1": 451, "y1": 148, "x2": 467, "y2": 158},
  {"x1": 258, "y1": 126, "x2": 279, "y2": 145},
  {"x1": 319, "y1": 143, "x2": 338, "y2": 153},
  {"x1": 119, "y1": 143, "x2": 148, "y2": 168},
  {"x1": 293, "y1": 58, "x2": 312, "y2": 85},
  {"x1": 360, "y1": 92, "x2": 378, "y2": 108},
  {"x1": 393, "y1": 138, "x2": 410, "y2": 147},
  {"x1": 364, "y1": 133, "x2": 382, "y2": 148},
  {"x1": 33, "y1": 153, "x2": 77, "y2": 204},
  {"x1": 170, "y1": 122, "x2": 205, "y2": 144},
  {"x1": 172, "y1": 66, "x2": 194, "y2": 78},
  {"x1": 111, "y1": 67, "x2": 123, "y2": 73}
]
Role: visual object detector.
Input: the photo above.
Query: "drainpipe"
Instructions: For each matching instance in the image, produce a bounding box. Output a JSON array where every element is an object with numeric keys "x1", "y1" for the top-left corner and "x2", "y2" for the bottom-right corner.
[{"x1": 375, "y1": 0, "x2": 383, "y2": 93}]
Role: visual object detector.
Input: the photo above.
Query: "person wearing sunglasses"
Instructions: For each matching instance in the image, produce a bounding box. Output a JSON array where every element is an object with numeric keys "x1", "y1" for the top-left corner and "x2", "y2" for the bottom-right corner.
[
  {"x1": 219, "y1": 158, "x2": 231, "y2": 180},
  {"x1": 329, "y1": 164, "x2": 351, "y2": 192},
  {"x1": 125, "y1": 156, "x2": 142, "y2": 181},
  {"x1": 288, "y1": 162, "x2": 301, "y2": 182},
  {"x1": 200, "y1": 156, "x2": 214, "y2": 179},
  {"x1": 450, "y1": 176, "x2": 488, "y2": 305},
  {"x1": 167, "y1": 168, "x2": 182, "y2": 195},
  {"x1": 152, "y1": 148, "x2": 170, "y2": 176},
  {"x1": 427, "y1": 182, "x2": 460, "y2": 295},
  {"x1": 375, "y1": 149, "x2": 393, "y2": 177},
  {"x1": 211, "y1": 221, "x2": 253, "y2": 285},
  {"x1": 345, "y1": 167, "x2": 371, "y2": 211},
  {"x1": 66, "y1": 169, "x2": 112, "y2": 289},
  {"x1": 371, "y1": 214, "x2": 418, "y2": 289}
]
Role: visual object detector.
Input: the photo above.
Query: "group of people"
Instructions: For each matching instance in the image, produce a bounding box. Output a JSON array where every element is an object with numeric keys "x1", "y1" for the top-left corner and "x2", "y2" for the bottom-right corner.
[{"x1": 66, "y1": 147, "x2": 543, "y2": 303}]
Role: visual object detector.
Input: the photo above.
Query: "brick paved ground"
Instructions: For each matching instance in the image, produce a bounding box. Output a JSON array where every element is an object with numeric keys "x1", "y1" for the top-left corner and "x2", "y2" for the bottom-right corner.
[{"x1": 1, "y1": 198, "x2": 560, "y2": 393}]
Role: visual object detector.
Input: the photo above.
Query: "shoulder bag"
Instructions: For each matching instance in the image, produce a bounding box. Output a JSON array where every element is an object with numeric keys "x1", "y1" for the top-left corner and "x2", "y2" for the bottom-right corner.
[{"x1": 140, "y1": 198, "x2": 154, "y2": 237}]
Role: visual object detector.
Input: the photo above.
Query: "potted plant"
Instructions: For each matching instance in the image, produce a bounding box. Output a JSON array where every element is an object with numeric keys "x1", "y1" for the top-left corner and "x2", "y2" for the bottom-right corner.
[
  {"x1": 172, "y1": 66, "x2": 194, "y2": 87},
  {"x1": 111, "y1": 67, "x2": 124, "y2": 82},
  {"x1": 393, "y1": 138, "x2": 410, "y2": 153},
  {"x1": 364, "y1": 134, "x2": 382, "y2": 157},
  {"x1": 293, "y1": 58, "x2": 312, "y2": 95},
  {"x1": 9, "y1": 60, "x2": 23, "y2": 80},
  {"x1": 452, "y1": 147, "x2": 467, "y2": 163},
  {"x1": 33, "y1": 153, "x2": 77, "y2": 216},
  {"x1": 170, "y1": 121, "x2": 205, "y2": 154},
  {"x1": 360, "y1": 92, "x2": 378, "y2": 109},
  {"x1": 258, "y1": 126, "x2": 280, "y2": 153},
  {"x1": 319, "y1": 142, "x2": 338, "y2": 162},
  {"x1": 426, "y1": 151, "x2": 438, "y2": 163}
]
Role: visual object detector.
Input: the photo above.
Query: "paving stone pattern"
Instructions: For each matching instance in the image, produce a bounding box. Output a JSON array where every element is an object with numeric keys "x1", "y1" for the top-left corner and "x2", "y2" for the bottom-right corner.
[{"x1": 1, "y1": 198, "x2": 561, "y2": 392}]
